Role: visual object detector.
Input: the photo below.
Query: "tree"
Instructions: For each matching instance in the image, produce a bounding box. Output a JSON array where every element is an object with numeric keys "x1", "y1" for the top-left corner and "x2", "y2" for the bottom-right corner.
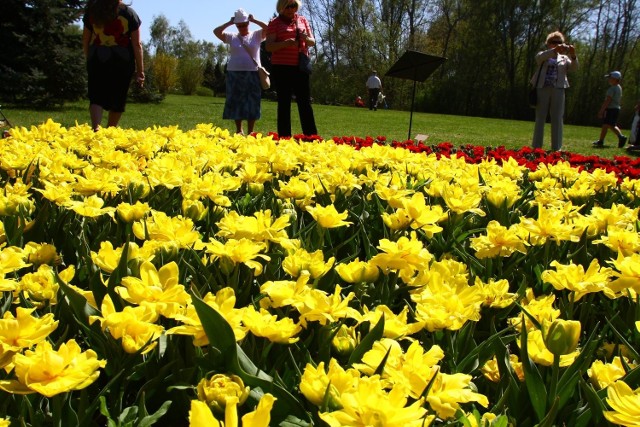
[
  {"x1": 152, "y1": 53, "x2": 179, "y2": 95},
  {"x1": 0, "y1": 0, "x2": 86, "y2": 106}
]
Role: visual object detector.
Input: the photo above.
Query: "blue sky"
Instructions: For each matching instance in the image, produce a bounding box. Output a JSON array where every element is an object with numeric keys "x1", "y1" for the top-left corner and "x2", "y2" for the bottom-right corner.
[{"x1": 131, "y1": 0, "x2": 280, "y2": 44}]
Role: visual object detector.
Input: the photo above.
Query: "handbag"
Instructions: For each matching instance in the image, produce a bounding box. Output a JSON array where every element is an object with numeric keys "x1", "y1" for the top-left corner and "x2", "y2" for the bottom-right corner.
[
  {"x1": 241, "y1": 41, "x2": 270, "y2": 90},
  {"x1": 257, "y1": 66, "x2": 271, "y2": 90},
  {"x1": 529, "y1": 62, "x2": 544, "y2": 108},
  {"x1": 296, "y1": 18, "x2": 313, "y2": 75},
  {"x1": 298, "y1": 52, "x2": 312, "y2": 75}
]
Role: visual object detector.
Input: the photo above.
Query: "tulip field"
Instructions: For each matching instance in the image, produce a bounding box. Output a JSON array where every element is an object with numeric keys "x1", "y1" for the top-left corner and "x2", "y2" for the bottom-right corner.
[{"x1": 0, "y1": 119, "x2": 639, "y2": 426}]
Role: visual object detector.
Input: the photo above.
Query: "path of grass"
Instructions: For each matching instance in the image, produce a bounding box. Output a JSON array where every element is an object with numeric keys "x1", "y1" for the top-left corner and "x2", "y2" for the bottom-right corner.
[{"x1": 3, "y1": 94, "x2": 633, "y2": 157}]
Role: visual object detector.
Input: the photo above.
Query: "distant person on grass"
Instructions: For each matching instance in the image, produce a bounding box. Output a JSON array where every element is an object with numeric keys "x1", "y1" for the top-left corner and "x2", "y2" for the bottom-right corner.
[
  {"x1": 592, "y1": 71, "x2": 627, "y2": 148},
  {"x1": 366, "y1": 71, "x2": 383, "y2": 111},
  {"x1": 214, "y1": 9, "x2": 268, "y2": 135},
  {"x1": 531, "y1": 31, "x2": 578, "y2": 152},
  {"x1": 266, "y1": 0, "x2": 318, "y2": 137},
  {"x1": 83, "y1": 0, "x2": 144, "y2": 132}
]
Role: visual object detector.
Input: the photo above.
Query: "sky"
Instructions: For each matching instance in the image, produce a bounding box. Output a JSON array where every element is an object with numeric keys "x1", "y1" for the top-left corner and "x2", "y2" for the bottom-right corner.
[{"x1": 131, "y1": 0, "x2": 282, "y2": 45}]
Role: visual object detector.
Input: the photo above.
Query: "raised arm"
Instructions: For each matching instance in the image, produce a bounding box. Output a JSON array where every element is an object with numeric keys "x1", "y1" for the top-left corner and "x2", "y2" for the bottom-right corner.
[
  {"x1": 213, "y1": 17, "x2": 234, "y2": 43},
  {"x1": 249, "y1": 14, "x2": 268, "y2": 32}
]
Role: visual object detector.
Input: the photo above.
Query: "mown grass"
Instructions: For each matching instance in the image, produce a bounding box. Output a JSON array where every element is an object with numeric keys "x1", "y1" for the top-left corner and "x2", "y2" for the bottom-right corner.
[{"x1": 2, "y1": 94, "x2": 632, "y2": 157}]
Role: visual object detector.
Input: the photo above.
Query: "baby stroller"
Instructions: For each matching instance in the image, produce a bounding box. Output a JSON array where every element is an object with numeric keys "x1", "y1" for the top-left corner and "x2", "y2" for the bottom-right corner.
[{"x1": 0, "y1": 106, "x2": 12, "y2": 138}]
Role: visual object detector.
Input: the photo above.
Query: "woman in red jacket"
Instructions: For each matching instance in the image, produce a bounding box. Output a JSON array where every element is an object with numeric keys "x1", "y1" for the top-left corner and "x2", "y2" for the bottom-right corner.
[{"x1": 265, "y1": 0, "x2": 317, "y2": 137}]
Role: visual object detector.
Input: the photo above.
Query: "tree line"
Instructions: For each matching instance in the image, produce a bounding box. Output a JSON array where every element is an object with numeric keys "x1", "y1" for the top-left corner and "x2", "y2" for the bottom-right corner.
[
  {"x1": 2, "y1": 0, "x2": 638, "y2": 127},
  {"x1": 306, "y1": 0, "x2": 640, "y2": 126}
]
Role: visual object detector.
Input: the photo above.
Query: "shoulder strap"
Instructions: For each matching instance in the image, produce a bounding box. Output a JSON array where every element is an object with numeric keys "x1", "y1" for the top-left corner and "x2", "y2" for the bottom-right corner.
[{"x1": 240, "y1": 38, "x2": 260, "y2": 67}]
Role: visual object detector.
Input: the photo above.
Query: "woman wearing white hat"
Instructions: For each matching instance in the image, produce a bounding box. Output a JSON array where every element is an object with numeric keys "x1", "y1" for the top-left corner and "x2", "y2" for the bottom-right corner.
[{"x1": 214, "y1": 9, "x2": 268, "y2": 135}]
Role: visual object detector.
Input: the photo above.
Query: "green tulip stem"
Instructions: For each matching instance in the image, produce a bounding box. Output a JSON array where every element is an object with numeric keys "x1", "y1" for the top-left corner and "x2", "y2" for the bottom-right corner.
[
  {"x1": 548, "y1": 354, "x2": 560, "y2": 410},
  {"x1": 52, "y1": 393, "x2": 66, "y2": 427}
]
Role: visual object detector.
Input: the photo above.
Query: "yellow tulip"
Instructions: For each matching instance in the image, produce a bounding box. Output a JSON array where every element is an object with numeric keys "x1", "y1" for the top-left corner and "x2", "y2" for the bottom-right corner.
[
  {"x1": 604, "y1": 380, "x2": 640, "y2": 426},
  {"x1": 197, "y1": 374, "x2": 249, "y2": 414},
  {"x1": 0, "y1": 339, "x2": 105, "y2": 397},
  {"x1": 23, "y1": 242, "x2": 60, "y2": 266},
  {"x1": 305, "y1": 204, "x2": 352, "y2": 228},
  {"x1": 117, "y1": 261, "x2": 191, "y2": 319},
  {"x1": 0, "y1": 308, "x2": 58, "y2": 368},
  {"x1": 319, "y1": 376, "x2": 430, "y2": 427},
  {"x1": 588, "y1": 357, "x2": 637, "y2": 389},
  {"x1": 523, "y1": 329, "x2": 578, "y2": 367},
  {"x1": 189, "y1": 400, "x2": 221, "y2": 427},
  {"x1": 116, "y1": 201, "x2": 150, "y2": 223},
  {"x1": 241, "y1": 393, "x2": 277, "y2": 427},
  {"x1": 18, "y1": 264, "x2": 59, "y2": 304},
  {"x1": 334, "y1": 258, "x2": 379, "y2": 283},
  {"x1": 283, "y1": 248, "x2": 335, "y2": 279},
  {"x1": 331, "y1": 324, "x2": 358, "y2": 357},
  {"x1": 242, "y1": 306, "x2": 301, "y2": 344}
]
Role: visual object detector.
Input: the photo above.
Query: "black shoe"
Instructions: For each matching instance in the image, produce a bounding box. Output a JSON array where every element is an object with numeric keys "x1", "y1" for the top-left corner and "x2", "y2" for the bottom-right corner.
[
  {"x1": 627, "y1": 144, "x2": 640, "y2": 152},
  {"x1": 618, "y1": 135, "x2": 628, "y2": 148},
  {"x1": 592, "y1": 140, "x2": 604, "y2": 147}
]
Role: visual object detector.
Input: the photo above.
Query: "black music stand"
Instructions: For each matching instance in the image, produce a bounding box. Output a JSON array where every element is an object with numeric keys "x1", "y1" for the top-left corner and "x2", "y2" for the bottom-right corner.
[{"x1": 385, "y1": 51, "x2": 446, "y2": 140}]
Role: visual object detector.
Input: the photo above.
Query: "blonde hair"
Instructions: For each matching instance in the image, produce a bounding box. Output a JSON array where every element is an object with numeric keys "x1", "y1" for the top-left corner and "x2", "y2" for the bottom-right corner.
[
  {"x1": 276, "y1": 0, "x2": 301, "y2": 14},
  {"x1": 545, "y1": 31, "x2": 565, "y2": 44}
]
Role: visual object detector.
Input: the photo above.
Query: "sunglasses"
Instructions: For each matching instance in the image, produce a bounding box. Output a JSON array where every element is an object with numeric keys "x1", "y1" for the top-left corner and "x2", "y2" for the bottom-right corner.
[
  {"x1": 548, "y1": 40, "x2": 562, "y2": 45},
  {"x1": 285, "y1": 3, "x2": 298, "y2": 9},
  {"x1": 236, "y1": 22, "x2": 249, "y2": 27}
]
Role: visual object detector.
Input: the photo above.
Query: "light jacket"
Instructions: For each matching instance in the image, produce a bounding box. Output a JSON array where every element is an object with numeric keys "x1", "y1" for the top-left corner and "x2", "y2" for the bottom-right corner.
[{"x1": 530, "y1": 48, "x2": 578, "y2": 89}]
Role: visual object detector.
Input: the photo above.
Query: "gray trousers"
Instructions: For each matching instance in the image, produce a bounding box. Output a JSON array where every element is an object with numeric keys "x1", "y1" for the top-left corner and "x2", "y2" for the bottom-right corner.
[{"x1": 532, "y1": 86, "x2": 565, "y2": 151}]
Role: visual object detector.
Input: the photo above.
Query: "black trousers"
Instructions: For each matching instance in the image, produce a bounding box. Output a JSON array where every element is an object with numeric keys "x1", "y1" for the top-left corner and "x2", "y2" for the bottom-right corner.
[
  {"x1": 368, "y1": 88, "x2": 380, "y2": 110},
  {"x1": 271, "y1": 65, "x2": 317, "y2": 137}
]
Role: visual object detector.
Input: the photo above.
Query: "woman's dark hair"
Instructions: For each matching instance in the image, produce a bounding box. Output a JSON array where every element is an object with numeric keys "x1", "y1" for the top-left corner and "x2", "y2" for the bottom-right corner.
[{"x1": 86, "y1": 0, "x2": 120, "y2": 26}]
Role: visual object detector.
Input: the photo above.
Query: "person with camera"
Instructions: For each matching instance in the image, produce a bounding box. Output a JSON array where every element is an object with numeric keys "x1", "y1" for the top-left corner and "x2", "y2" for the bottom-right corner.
[
  {"x1": 265, "y1": 0, "x2": 318, "y2": 138},
  {"x1": 530, "y1": 31, "x2": 578, "y2": 152}
]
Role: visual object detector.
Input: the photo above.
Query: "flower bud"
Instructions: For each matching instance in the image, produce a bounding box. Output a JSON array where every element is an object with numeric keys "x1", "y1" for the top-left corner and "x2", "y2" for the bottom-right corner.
[
  {"x1": 128, "y1": 181, "x2": 151, "y2": 200},
  {"x1": 544, "y1": 319, "x2": 581, "y2": 356},
  {"x1": 182, "y1": 199, "x2": 208, "y2": 222},
  {"x1": 197, "y1": 374, "x2": 249, "y2": 414},
  {"x1": 331, "y1": 324, "x2": 358, "y2": 357},
  {"x1": 24, "y1": 242, "x2": 60, "y2": 266},
  {"x1": 248, "y1": 182, "x2": 264, "y2": 196},
  {"x1": 117, "y1": 201, "x2": 150, "y2": 223}
]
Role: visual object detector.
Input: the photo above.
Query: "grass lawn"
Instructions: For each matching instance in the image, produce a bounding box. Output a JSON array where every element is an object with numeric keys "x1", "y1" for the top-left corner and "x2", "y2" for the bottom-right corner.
[{"x1": 2, "y1": 93, "x2": 633, "y2": 157}]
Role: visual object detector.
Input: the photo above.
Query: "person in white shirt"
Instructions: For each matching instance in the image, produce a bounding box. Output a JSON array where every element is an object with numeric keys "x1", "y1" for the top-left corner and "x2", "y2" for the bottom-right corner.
[
  {"x1": 365, "y1": 70, "x2": 382, "y2": 111},
  {"x1": 530, "y1": 31, "x2": 578, "y2": 151},
  {"x1": 214, "y1": 9, "x2": 268, "y2": 135}
]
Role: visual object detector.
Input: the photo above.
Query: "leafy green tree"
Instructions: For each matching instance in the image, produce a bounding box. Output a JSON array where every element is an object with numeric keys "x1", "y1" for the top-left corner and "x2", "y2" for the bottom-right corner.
[{"x1": 0, "y1": 0, "x2": 86, "y2": 106}]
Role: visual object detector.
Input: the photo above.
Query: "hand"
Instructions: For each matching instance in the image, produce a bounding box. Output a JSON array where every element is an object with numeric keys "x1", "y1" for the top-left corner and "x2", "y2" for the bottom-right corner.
[
  {"x1": 248, "y1": 14, "x2": 254, "y2": 22},
  {"x1": 136, "y1": 71, "x2": 145, "y2": 88}
]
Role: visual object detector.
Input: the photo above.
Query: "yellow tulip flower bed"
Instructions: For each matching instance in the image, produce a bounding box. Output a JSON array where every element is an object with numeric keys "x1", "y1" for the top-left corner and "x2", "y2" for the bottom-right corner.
[{"x1": 0, "y1": 120, "x2": 639, "y2": 426}]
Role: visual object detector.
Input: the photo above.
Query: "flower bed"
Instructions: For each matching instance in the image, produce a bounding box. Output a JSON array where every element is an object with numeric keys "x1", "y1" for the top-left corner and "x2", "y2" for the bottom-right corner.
[{"x1": 0, "y1": 120, "x2": 638, "y2": 426}]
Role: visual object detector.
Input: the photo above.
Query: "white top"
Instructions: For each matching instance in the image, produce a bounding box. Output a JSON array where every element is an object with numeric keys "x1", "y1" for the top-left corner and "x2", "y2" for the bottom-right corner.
[
  {"x1": 366, "y1": 75, "x2": 382, "y2": 89},
  {"x1": 223, "y1": 30, "x2": 264, "y2": 71}
]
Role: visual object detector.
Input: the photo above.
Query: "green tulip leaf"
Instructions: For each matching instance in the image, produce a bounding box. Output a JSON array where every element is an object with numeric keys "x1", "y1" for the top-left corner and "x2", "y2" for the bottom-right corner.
[
  {"x1": 519, "y1": 323, "x2": 547, "y2": 421},
  {"x1": 348, "y1": 315, "x2": 384, "y2": 366}
]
